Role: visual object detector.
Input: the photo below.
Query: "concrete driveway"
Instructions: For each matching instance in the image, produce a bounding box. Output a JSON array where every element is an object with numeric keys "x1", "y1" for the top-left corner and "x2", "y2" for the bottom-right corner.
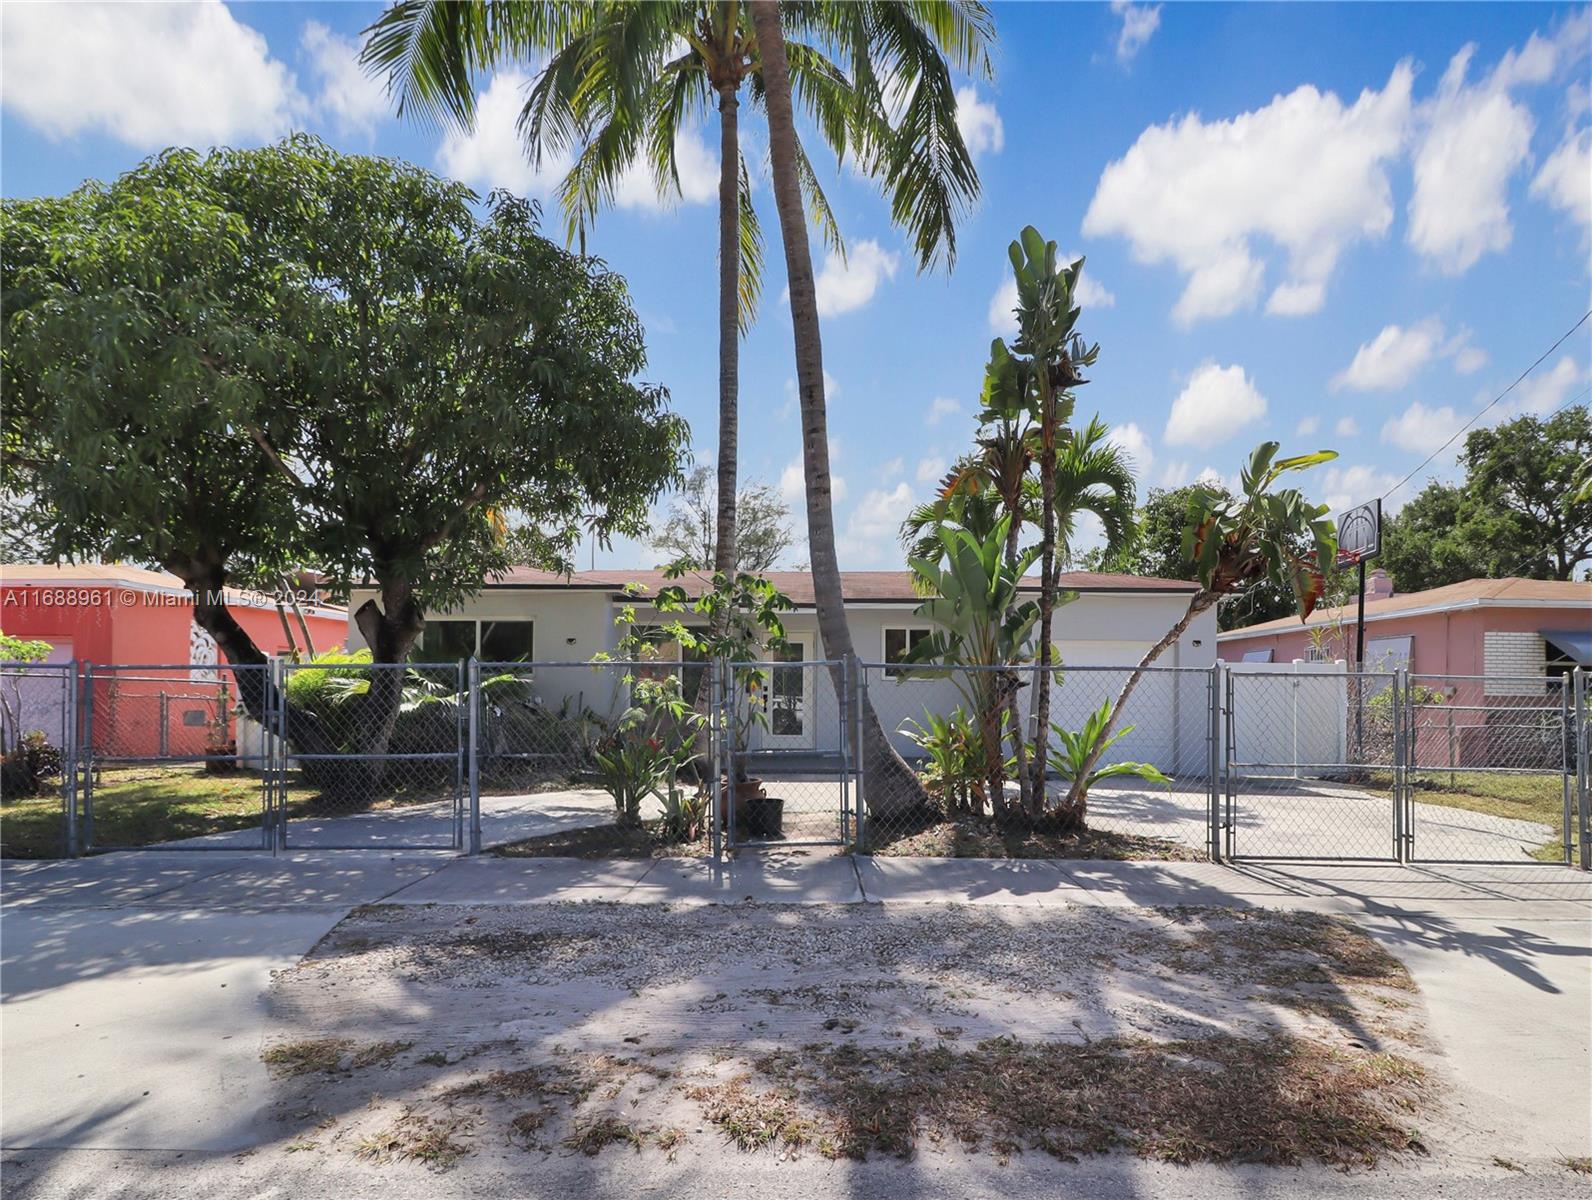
[{"x1": 2, "y1": 851, "x2": 1588, "y2": 1197}]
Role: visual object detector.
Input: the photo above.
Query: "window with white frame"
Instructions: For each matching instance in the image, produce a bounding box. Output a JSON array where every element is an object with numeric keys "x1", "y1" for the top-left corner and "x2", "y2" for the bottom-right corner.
[{"x1": 883, "y1": 626, "x2": 933, "y2": 678}]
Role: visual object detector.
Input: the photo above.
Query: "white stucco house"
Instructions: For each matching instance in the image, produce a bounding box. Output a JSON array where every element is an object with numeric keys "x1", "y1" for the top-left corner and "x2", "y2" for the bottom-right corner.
[{"x1": 347, "y1": 568, "x2": 1215, "y2": 768}]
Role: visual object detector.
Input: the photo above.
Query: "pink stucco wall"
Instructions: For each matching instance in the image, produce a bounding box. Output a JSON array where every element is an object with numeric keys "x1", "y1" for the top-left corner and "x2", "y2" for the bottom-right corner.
[{"x1": 1218, "y1": 604, "x2": 1586, "y2": 676}]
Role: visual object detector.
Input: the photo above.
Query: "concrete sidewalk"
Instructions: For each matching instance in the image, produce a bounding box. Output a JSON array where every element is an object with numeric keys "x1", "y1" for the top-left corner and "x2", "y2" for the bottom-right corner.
[{"x1": 3, "y1": 851, "x2": 1589, "y2": 1164}]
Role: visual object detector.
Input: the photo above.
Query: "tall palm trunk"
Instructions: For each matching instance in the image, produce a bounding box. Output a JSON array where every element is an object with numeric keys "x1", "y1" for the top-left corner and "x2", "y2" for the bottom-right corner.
[
  {"x1": 713, "y1": 83, "x2": 740, "y2": 579},
  {"x1": 1028, "y1": 379, "x2": 1057, "y2": 820},
  {"x1": 751, "y1": 0, "x2": 923, "y2": 820}
]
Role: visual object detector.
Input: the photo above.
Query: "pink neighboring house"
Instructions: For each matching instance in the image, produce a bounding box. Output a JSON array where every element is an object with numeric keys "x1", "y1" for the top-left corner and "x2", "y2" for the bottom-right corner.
[{"x1": 1217, "y1": 573, "x2": 1592, "y2": 678}]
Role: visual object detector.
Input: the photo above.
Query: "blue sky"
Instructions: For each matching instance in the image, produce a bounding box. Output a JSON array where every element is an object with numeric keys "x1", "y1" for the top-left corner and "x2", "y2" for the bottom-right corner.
[{"x1": 4, "y1": 2, "x2": 1589, "y2": 571}]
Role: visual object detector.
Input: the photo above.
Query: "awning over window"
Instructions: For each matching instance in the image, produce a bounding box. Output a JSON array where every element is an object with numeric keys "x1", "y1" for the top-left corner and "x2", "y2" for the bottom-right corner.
[{"x1": 1542, "y1": 629, "x2": 1592, "y2": 665}]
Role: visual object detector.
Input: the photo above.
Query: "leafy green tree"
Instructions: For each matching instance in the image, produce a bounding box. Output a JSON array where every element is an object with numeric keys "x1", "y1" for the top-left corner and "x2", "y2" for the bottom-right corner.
[
  {"x1": 653, "y1": 465, "x2": 794, "y2": 572},
  {"x1": 1459, "y1": 406, "x2": 1591, "y2": 581},
  {"x1": 3, "y1": 138, "x2": 687, "y2": 759},
  {"x1": 751, "y1": 0, "x2": 994, "y2": 819}
]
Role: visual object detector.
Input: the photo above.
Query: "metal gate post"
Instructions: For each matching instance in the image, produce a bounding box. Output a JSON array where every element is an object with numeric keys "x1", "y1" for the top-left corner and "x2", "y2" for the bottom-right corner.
[
  {"x1": 81, "y1": 662, "x2": 95, "y2": 852},
  {"x1": 1222, "y1": 665, "x2": 1235, "y2": 860},
  {"x1": 1393, "y1": 669, "x2": 1407, "y2": 864},
  {"x1": 467, "y1": 658, "x2": 481, "y2": 856},
  {"x1": 64, "y1": 662, "x2": 80, "y2": 857},
  {"x1": 1575, "y1": 667, "x2": 1589, "y2": 871},
  {"x1": 269, "y1": 657, "x2": 285, "y2": 853},
  {"x1": 708, "y1": 659, "x2": 721, "y2": 862},
  {"x1": 1560, "y1": 672, "x2": 1573, "y2": 867},
  {"x1": 1206, "y1": 662, "x2": 1221, "y2": 862},
  {"x1": 840, "y1": 654, "x2": 853, "y2": 849},
  {"x1": 855, "y1": 664, "x2": 869, "y2": 855}
]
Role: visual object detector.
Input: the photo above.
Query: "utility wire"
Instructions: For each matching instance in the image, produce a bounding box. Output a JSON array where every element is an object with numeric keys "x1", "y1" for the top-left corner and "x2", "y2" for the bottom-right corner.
[{"x1": 1376, "y1": 308, "x2": 1591, "y2": 505}]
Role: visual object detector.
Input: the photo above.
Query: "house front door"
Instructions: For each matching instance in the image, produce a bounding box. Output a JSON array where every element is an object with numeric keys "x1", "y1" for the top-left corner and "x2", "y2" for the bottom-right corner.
[{"x1": 760, "y1": 636, "x2": 815, "y2": 750}]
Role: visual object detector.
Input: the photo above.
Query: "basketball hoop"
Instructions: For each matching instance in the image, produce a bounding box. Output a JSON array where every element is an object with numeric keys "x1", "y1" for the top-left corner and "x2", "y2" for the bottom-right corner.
[{"x1": 1335, "y1": 500, "x2": 1381, "y2": 569}]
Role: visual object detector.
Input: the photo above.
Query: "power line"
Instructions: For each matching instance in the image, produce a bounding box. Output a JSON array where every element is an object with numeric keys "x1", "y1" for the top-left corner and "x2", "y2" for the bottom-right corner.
[{"x1": 1377, "y1": 308, "x2": 1592, "y2": 505}]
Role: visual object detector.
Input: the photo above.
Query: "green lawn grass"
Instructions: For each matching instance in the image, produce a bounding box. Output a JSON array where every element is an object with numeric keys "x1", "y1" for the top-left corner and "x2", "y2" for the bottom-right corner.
[
  {"x1": 1363, "y1": 769, "x2": 1572, "y2": 862},
  {"x1": 2, "y1": 765, "x2": 272, "y2": 858}
]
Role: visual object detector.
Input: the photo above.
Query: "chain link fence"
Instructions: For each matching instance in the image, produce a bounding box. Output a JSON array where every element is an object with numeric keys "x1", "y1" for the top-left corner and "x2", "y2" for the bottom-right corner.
[
  {"x1": 4, "y1": 656, "x2": 1588, "y2": 865},
  {"x1": 0, "y1": 661, "x2": 76, "y2": 857}
]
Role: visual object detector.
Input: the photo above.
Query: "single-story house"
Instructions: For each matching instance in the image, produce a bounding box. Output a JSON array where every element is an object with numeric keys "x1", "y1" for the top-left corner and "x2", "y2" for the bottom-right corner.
[
  {"x1": 347, "y1": 568, "x2": 1216, "y2": 769},
  {"x1": 1217, "y1": 573, "x2": 1592, "y2": 677}
]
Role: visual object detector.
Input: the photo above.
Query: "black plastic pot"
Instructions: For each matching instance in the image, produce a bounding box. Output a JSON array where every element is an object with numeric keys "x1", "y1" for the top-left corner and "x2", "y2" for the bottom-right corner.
[{"x1": 742, "y1": 794, "x2": 785, "y2": 839}]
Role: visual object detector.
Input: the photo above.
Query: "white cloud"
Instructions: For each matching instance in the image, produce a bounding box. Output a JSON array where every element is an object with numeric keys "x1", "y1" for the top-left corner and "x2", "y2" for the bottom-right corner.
[
  {"x1": 301, "y1": 21, "x2": 387, "y2": 137},
  {"x1": 1164, "y1": 363, "x2": 1268, "y2": 448},
  {"x1": 926, "y1": 397, "x2": 964, "y2": 427},
  {"x1": 1332, "y1": 317, "x2": 1445, "y2": 391},
  {"x1": 1, "y1": 0, "x2": 302, "y2": 147},
  {"x1": 954, "y1": 85, "x2": 1003, "y2": 157},
  {"x1": 838, "y1": 481, "x2": 917, "y2": 568},
  {"x1": 986, "y1": 256, "x2": 1113, "y2": 336},
  {"x1": 1083, "y1": 65, "x2": 1412, "y2": 325},
  {"x1": 1334, "y1": 416, "x2": 1360, "y2": 437},
  {"x1": 812, "y1": 240, "x2": 899, "y2": 317},
  {"x1": 1106, "y1": 421, "x2": 1154, "y2": 475},
  {"x1": 1409, "y1": 16, "x2": 1591, "y2": 272},
  {"x1": 1315, "y1": 464, "x2": 1403, "y2": 516},
  {"x1": 1381, "y1": 401, "x2": 1465, "y2": 454},
  {"x1": 611, "y1": 128, "x2": 718, "y2": 210},
  {"x1": 439, "y1": 71, "x2": 571, "y2": 197},
  {"x1": 1295, "y1": 416, "x2": 1321, "y2": 436},
  {"x1": 1333, "y1": 317, "x2": 1490, "y2": 391},
  {"x1": 915, "y1": 455, "x2": 948, "y2": 486},
  {"x1": 1505, "y1": 355, "x2": 1588, "y2": 416},
  {"x1": 1532, "y1": 125, "x2": 1592, "y2": 231},
  {"x1": 1110, "y1": 1, "x2": 1162, "y2": 63}
]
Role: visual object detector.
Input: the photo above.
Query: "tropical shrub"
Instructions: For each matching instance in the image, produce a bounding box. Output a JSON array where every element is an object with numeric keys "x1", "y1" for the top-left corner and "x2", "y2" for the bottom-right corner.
[
  {"x1": 901, "y1": 707, "x2": 985, "y2": 814},
  {"x1": 1046, "y1": 699, "x2": 1171, "y2": 822},
  {"x1": 0, "y1": 730, "x2": 62, "y2": 798}
]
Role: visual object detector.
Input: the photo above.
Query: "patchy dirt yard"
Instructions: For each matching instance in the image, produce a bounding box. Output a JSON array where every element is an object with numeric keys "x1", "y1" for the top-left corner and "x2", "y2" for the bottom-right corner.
[{"x1": 253, "y1": 902, "x2": 1453, "y2": 1178}]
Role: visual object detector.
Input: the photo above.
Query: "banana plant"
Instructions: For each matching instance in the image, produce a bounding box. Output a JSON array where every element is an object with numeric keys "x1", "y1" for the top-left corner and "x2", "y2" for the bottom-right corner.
[
  {"x1": 1046, "y1": 699, "x2": 1170, "y2": 825},
  {"x1": 901, "y1": 516, "x2": 1059, "y2": 822}
]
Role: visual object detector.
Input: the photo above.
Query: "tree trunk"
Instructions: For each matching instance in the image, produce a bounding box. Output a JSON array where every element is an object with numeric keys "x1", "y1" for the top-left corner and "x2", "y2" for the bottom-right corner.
[
  {"x1": 1063, "y1": 589, "x2": 1218, "y2": 818},
  {"x1": 281, "y1": 573, "x2": 317, "y2": 658},
  {"x1": 750, "y1": 0, "x2": 925, "y2": 819},
  {"x1": 1028, "y1": 379, "x2": 1058, "y2": 817},
  {"x1": 1002, "y1": 495, "x2": 1030, "y2": 813},
  {"x1": 713, "y1": 83, "x2": 741, "y2": 581}
]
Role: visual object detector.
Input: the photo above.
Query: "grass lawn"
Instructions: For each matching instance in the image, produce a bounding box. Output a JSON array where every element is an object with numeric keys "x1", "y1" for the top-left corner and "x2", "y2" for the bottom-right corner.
[{"x1": 1364, "y1": 769, "x2": 1571, "y2": 862}]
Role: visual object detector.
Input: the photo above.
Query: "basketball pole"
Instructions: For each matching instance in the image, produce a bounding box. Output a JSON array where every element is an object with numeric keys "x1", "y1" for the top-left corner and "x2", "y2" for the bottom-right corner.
[{"x1": 1354, "y1": 555, "x2": 1366, "y2": 765}]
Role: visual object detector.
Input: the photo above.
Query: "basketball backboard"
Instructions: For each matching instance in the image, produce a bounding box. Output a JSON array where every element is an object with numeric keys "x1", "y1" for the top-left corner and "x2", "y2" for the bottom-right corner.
[{"x1": 1336, "y1": 499, "x2": 1381, "y2": 567}]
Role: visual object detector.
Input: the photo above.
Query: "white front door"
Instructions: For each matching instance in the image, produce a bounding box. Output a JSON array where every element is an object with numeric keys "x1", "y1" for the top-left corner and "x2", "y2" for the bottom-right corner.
[{"x1": 760, "y1": 636, "x2": 815, "y2": 749}]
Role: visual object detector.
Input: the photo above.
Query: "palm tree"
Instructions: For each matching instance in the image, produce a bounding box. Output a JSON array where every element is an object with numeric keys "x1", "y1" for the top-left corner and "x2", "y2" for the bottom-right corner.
[
  {"x1": 365, "y1": 2, "x2": 988, "y2": 589},
  {"x1": 750, "y1": 0, "x2": 992, "y2": 817},
  {"x1": 1060, "y1": 442, "x2": 1339, "y2": 815}
]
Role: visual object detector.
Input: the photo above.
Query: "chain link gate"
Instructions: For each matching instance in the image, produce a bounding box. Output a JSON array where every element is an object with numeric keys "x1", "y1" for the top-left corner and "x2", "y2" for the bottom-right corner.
[
  {"x1": 1223, "y1": 667, "x2": 1404, "y2": 861},
  {"x1": 1404, "y1": 673, "x2": 1575, "y2": 864},
  {"x1": 715, "y1": 656, "x2": 854, "y2": 852}
]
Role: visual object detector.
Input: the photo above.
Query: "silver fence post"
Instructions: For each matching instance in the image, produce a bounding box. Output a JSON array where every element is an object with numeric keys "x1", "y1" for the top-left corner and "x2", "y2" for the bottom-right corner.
[
  {"x1": 1393, "y1": 668, "x2": 1407, "y2": 864},
  {"x1": 1207, "y1": 662, "x2": 1221, "y2": 862},
  {"x1": 1575, "y1": 667, "x2": 1589, "y2": 872},
  {"x1": 158, "y1": 691, "x2": 169, "y2": 759},
  {"x1": 82, "y1": 662, "x2": 95, "y2": 853},
  {"x1": 839, "y1": 653, "x2": 852, "y2": 850},
  {"x1": 1223, "y1": 664, "x2": 1236, "y2": 860},
  {"x1": 467, "y1": 657, "x2": 481, "y2": 856},
  {"x1": 709, "y1": 658, "x2": 721, "y2": 862},
  {"x1": 269, "y1": 657, "x2": 284, "y2": 854},
  {"x1": 1560, "y1": 672, "x2": 1573, "y2": 868},
  {"x1": 65, "y1": 662, "x2": 80, "y2": 857},
  {"x1": 855, "y1": 664, "x2": 869, "y2": 854}
]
